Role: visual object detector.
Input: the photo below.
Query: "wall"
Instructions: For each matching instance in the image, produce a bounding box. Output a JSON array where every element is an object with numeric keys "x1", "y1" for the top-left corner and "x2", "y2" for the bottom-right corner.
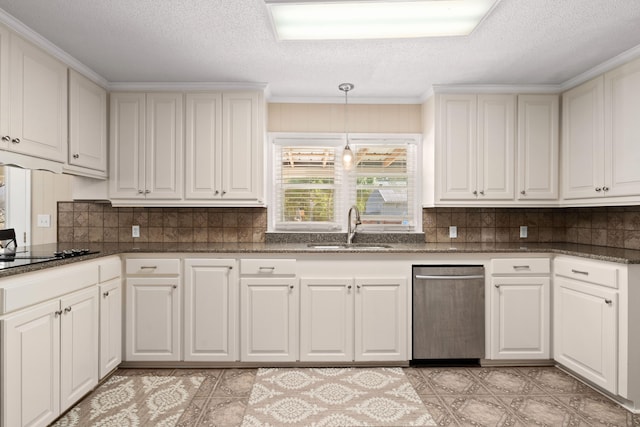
[
  {"x1": 31, "y1": 170, "x2": 72, "y2": 245},
  {"x1": 268, "y1": 103, "x2": 422, "y2": 133}
]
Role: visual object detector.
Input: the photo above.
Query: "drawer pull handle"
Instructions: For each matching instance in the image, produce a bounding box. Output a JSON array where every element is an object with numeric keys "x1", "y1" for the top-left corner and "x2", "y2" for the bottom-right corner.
[
  {"x1": 494, "y1": 284, "x2": 500, "y2": 288},
  {"x1": 103, "y1": 291, "x2": 110, "y2": 297},
  {"x1": 54, "y1": 310, "x2": 63, "y2": 318},
  {"x1": 512, "y1": 265, "x2": 530, "y2": 270},
  {"x1": 259, "y1": 266, "x2": 276, "y2": 271},
  {"x1": 571, "y1": 269, "x2": 589, "y2": 275},
  {"x1": 140, "y1": 266, "x2": 157, "y2": 270},
  {"x1": 605, "y1": 299, "x2": 612, "y2": 305},
  {"x1": 64, "y1": 306, "x2": 72, "y2": 313}
]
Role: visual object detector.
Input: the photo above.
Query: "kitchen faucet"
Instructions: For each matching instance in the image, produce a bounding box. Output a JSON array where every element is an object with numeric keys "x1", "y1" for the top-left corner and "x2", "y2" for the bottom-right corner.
[{"x1": 347, "y1": 205, "x2": 361, "y2": 244}]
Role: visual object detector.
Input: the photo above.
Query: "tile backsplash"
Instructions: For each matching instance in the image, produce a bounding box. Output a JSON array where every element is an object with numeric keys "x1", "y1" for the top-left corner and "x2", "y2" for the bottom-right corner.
[{"x1": 58, "y1": 202, "x2": 640, "y2": 250}]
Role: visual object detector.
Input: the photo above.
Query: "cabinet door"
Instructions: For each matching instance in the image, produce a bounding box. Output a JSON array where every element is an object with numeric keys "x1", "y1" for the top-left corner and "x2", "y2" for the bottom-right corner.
[
  {"x1": 184, "y1": 259, "x2": 238, "y2": 361},
  {"x1": 0, "y1": 24, "x2": 9, "y2": 149},
  {"x1": 2, "y1": 300, "x2": 60, "y2": 427},
  {"x1": 604, "y1": 57, "x2": 640, "y2": 197},
  {"x1": 491, "y1": 276, "x2": 550, "y2": 359},
  {"x1": 477, "y1": 94, "x2": 515, "y2": 200},
  {"x1": 562, "y1": 77, "x2": 605, "y2": 200},
  {"x1": 185, "y1": 93, "x2": 223, "y2": 200},
  {"x1": 300, "y1": 277, "x2": 354, "y2": 362},
  {"x1": 99, "y1": 278, "x2": 122, "y2": 379},
  {"x1": 9, "y1": 34, "x2": 67, "y2": 162},
  {"x1": 436, "y1": 94, "x2": 477, "y2": 200},
  {"x1": 240, "y1": 277, "x2": 298, "y2": 362},
  {"x1": 60, "y1": 287, "x2": 99, "y2": 412},
  {"x1": 517, "y1": 95, "x2": 559, "y2": 200},
  {"x1": 126, "y1": 277, "x2": 181, "y2": 361},
  {"x1": 355, "y1": 277, "x2": 407, "y2": 361},
  {"x1": 145, "y1": 93, "x2": 183, "y2": 199},
  {"x1": 222, "y1": 92, "x2": 263, "y2": 201},
  {"x1": 554, "y1": 277, "x2": 617, "y2": 393},
  {"x1": 68, "y1": 69, "x2": 107, "y2": 171},
  {"x1": 109, "y1": 93, "x2": 146, "y2": 199}
]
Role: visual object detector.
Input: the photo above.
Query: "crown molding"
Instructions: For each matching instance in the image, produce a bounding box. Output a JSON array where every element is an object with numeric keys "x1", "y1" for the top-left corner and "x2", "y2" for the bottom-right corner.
[
  {"x1": 107, "y1": 81, "x2": 269, "y2": 92},
  {"x1": 560, "y1": 43, "x2": 640, "y2": 91},
  {"x1": 0, "y1": 8, "x2": 109, "y2": 88},
  {"x1": 431, "y1": 84, "x2": 562, "y2": 94}
]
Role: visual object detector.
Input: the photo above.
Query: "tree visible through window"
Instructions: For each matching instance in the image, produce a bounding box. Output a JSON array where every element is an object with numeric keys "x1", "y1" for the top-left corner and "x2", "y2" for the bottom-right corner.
[{"x1": 271, "y1": 136, "x2": 419, "y2": 232}]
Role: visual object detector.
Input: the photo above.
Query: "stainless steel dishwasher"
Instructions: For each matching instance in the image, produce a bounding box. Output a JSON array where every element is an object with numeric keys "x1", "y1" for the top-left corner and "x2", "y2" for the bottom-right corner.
[{"x1": 412, "y1": 265, "x2": 485, "y2": 361}]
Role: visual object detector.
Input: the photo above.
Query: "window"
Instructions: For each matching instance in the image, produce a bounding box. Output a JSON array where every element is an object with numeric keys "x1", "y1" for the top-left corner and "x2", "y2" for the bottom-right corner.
[{"x1": 270, "y1": 134, "x2": 421, "y2": 232}]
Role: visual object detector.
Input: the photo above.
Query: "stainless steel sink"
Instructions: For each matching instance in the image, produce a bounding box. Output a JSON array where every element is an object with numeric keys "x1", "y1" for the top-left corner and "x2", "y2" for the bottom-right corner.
[{"x1": 307, "y1": 243, "x2": 392, "y2": 250}]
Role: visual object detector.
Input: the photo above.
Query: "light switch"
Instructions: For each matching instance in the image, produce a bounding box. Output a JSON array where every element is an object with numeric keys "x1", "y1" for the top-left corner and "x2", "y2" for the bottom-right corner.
[
  {"x1": 449, "y1": 226, "x2": 458, "y2": 238},
  {"x1": 520, "y1": 226, "x2": 528, "y2": 238},
  {"x1": 132, "y1": 225, "x2": 140, "y2": 238},
  {"x1": 37, "y1": 214, "x2": 51, "y2": 228}
]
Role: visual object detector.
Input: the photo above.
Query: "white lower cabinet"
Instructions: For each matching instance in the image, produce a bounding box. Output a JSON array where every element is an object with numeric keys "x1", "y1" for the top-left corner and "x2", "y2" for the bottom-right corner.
[
  {"x1": 300, "y1": 277, "x2": 354, "y2": 362},
  {"x1": 489, "y1": 258, "x2": 551, "y2": 360},
  {"x1": 355, "y1": 277, "x2": 407, "y2": 361},
  {"x1": 2, "y1": 286, "x2": 99, "y2": 427},
  {"x1": 99, "y1": 277, "x2": 122, "y2": 378},
  {"x1": 184, "y1": 259, "x2": 238, "y2": 361},
  {"x1": 240, "y1": 276, "x2": 298, "y2": 362},
  {"x1": 554, "y1": 269, "x2": 618, "y2": 394}
]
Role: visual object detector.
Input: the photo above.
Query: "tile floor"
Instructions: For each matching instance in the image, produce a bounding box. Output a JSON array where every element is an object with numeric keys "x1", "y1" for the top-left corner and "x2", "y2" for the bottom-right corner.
[{"x1": 75, "y1": 366, "x2": 640, "y2": 426}]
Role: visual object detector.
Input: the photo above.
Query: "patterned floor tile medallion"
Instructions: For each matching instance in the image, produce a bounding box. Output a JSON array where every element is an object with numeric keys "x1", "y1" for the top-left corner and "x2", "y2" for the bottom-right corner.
[
  {"x1": 241, "y1": 367, "x2": 436, "y2": 426},
  {"x1": 52, "y1": 374, "x2": 204, "y2": 427}
]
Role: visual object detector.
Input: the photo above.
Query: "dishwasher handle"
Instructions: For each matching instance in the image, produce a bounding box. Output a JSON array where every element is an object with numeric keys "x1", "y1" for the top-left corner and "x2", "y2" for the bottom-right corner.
[{"x1": 415, "y1": 274, "x2": 485, "y2": 280}]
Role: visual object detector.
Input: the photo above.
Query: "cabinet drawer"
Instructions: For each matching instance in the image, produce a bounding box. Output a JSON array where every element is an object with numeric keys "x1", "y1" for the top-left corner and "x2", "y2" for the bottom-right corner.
[
  {"x1": 99, "y1": 256, "x2": 122, "y2": 282},
  {"x1": 126, "y1": 258, "x2": 180, "y2": 275},
  {"x1": 240, "y1": 259, "x2": 296, "y2": 276},
  {"x1": 492, "y1": 258, "x2": 550, "y2": 275},
  {"x1": 554, "y1": 258, "x2": 618, "y2": 289}
]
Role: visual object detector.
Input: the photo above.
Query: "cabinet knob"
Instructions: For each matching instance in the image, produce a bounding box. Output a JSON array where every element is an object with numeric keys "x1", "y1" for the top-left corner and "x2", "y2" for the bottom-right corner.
[
  {"x1": 494, "y1": 284, "x2": 500, "y2": 288},
  {"x1": 520, "y1": 190, "x2": 526, "y2": 195},
  {"x1": 595, "y1": 187, "x2": 602, "y2": 192},
  {"x1": 138, "y1": 190, "x2": 144, "y2": 194},
  {"x1": 11, "y1": 138, "x2": 20, "y2": 144},
  {"x1": 214, "y1": 190, "x2": 220, "y2": 195},
  {"x1": 103, "y1": 291, "x2": 110, "y2": 297},
  {"x1": 172, "y1": 285, "x2": 177, "y2": 289},
  {"x1": 356, "y1": 285, "x2": 361, "y2": 289},
  {"x1": 222, "y1": 190, "x2": 227, "y2": 196},
  {"x1": 73, "y1": 153, "x2": 79, "y2": 159},
  {"x1": 604, "y1": 299, "x2": 612, "y2": 305},
  {"x1": 603, "y1": 186, "x2": 609, "y2": 192},
  {"x1": 1, "y1": 135, "x2": 10, "y2": 142},
  {"x1": 347, "y1": 285, "x2": 352, "y2": 289},
  {"x1": 479, "y1": 190, "x2": 485, "y2": 196},
  {"x1": 472, "y1": 190, "x2": 478, "y2": 196},
  {"x1": 289, "y1": 285, "x2": 294, "y2": 289},
  {"x1": 145, "y1": 190, "x2": 151, "y2": 194}
]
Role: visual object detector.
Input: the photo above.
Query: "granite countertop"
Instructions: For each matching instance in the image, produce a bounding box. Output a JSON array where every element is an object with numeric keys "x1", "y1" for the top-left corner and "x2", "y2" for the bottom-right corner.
[{"x1": 2, "y1": 241, "x2": 640, "y2": 279}]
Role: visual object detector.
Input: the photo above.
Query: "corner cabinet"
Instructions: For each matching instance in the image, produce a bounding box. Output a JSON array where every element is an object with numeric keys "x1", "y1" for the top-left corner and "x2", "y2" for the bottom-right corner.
[
  {"x1": 109, "y1": 93, "x2": 184, "y2": 201},
  {"x1": 65, "y1": 69, "x2": 108, "y2": 178},
  {"x1": 562, "y1": 57, "x2": 640, "y2": 202}
]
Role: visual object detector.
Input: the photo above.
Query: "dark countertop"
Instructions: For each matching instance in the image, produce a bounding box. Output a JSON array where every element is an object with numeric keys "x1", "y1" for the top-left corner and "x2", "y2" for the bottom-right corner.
[{"x1": 1, "y1": 241, "x2": 640, "y2": 279}]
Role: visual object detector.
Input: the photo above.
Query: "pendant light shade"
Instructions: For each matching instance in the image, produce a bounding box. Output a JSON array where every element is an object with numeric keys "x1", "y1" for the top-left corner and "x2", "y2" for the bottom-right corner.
[{"x1": 339, "y1": 82, "x2": 354, "y2": 170}]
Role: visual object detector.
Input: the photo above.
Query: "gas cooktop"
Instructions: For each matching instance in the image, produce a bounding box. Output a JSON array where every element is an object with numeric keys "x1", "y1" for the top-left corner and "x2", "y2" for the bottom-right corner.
[{"x1": 0, "y1": 248, "x2": 100, "y2": 270}]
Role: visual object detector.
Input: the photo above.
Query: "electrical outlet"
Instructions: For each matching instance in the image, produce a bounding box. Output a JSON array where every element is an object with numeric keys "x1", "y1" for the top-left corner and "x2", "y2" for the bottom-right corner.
[
  {"x1": 132, "y1": 225, "x2": 140, "y2": 238},
  {"x1": 520, "y1": 226, "x2": 528, "y2": 238},
  {"x1": 37, "y1": 214, "x2": 51, "y2": 228},
  {"x1": 449, "y1": 225, "x2": 458, "y2": 238}
]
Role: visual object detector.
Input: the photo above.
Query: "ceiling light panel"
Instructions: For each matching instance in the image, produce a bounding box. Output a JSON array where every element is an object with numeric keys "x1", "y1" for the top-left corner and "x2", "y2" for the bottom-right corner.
[{"x1": 265, "y1": 0, "x2": 499, "y2": 40}]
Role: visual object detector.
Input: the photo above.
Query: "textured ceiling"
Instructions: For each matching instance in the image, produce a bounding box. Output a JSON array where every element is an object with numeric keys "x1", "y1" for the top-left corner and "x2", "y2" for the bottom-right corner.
[{"x1": 0, "y1": 0, "x2": 639, "y2": 101}]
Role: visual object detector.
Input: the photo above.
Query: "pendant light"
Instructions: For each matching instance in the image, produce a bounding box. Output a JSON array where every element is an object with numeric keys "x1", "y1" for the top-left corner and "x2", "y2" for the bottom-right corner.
[{"x1": 339, "y1": 83, "x2": 354, "y2": 170}]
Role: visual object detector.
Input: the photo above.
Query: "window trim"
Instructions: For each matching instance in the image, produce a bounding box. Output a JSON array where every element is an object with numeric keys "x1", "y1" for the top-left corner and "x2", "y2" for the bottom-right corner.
[{"x1": 267, "y1": 132, "x2": 422, "y2": 233}]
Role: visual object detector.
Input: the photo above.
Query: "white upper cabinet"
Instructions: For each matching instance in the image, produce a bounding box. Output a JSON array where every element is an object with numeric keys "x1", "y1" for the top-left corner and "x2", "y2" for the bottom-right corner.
[
  {"x1": 0, "y1": 30, "x2": 67, "y2": 164},
  {"x1": 562, "y1": 57, "x2": 640, "y2": 202},
  {"x1": 436, "y1": 94, "x2": 516, "y2": 202},
  {"x1": 67, "y1": 69, "x2": 107, "y2": 176},
  {"x1": 517, "y1": 95, "x2": 559, "y2": 200},
  {"x1": 109, "y1": 92, "x2": 183, "y2": 201}
]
